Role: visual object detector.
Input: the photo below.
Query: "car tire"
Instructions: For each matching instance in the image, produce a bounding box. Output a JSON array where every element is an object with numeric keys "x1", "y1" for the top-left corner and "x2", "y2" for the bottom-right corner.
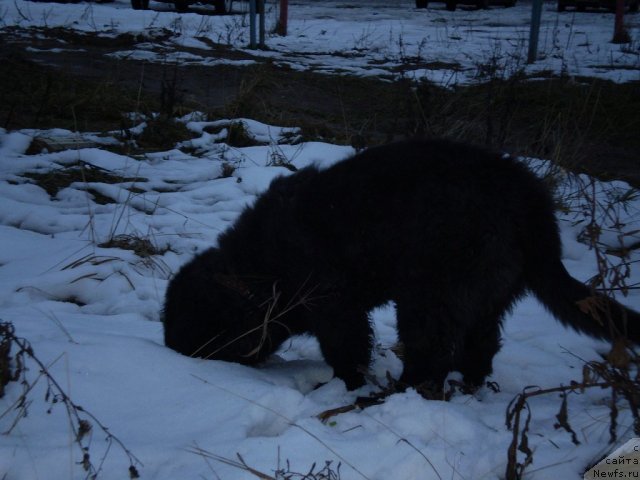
[
  {"x1": 415, "y1": 0, "x2": 428, "y2": 7},
  {"x1": 630, "y1": 1, "x2": 639, "y2": 11},
  {"x1": 505, "y1": 0, "x2": 516, "y2": 6},
  {"x1": 174, "y1": 0, "x2": 188, "y2": 11},
  {"x1": 131, "y1": 0, "x2": 143, "y2": 9},
  {"x1": 445, "y1": 0, "x2": 456, "y2": 10},
  {"x1": 557, "y1": 0, "x2": 565, "y2": 10},
  {"x1": 476, "y1": 0, "x2": 488, "y2": 8}
]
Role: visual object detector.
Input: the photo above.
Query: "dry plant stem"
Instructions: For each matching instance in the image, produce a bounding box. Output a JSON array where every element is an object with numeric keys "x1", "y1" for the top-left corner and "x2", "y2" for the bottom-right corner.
[
  {"x1": 316, "y1": 374, "x2": 443, "y2": 480},
  {"x1": 506, "y1": 172, "x2": 640, "y2": 479},
  {"x1": 189, "y1": 447, "x2": 343, "y2": 480},
  {"x1": 580, "y1": 177, "x2": 635, "y2": 335},
  {"x1": 316, "y1": 384, "x2": 396, "y2": 422},
  {"x1": 188, "y1": 449, "x2": 274, "y2": 480},
  {"x1": 518, "y1": 163, "x2": 640, "y2": 477},
  {"x1": 360, "y1": 408, "x2": 443, "y2": 480},
  {"x1": 0, "y1": 322, "x2": 142, "y2": 480},
  {"x1": 202, "y1": 277, "x2": 322, "y2": 360},
  {"x1": 190, "y1": 373, "x2": 371, "y2": 480},
  {"x1": 505, "y1": 373, "x2": 640, "y2": 480}
]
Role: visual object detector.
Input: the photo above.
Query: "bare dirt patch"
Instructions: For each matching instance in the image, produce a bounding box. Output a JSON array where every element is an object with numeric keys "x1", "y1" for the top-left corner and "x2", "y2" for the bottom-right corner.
[{"x1": 1, "y1": 26, "x2": 638, "y2": 187}]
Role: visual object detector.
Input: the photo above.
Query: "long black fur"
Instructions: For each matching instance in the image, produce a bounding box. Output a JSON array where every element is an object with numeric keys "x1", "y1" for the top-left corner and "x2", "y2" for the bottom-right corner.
[{"x1": 163, "y1": 139, "x2": 640, "y2": 390}]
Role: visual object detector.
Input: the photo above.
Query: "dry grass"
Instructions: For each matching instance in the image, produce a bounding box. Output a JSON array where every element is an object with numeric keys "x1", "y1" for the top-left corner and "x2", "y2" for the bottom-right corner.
[{"x1": 22, "y1": 162, "x2": 147, "y2": 199}]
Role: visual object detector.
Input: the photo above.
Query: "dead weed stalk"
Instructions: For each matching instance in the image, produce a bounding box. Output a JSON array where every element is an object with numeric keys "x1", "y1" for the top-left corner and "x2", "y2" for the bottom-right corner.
[
  {"x1": 189, "y1": 447, "x2": 343, "y2": 480},
  {"x1": 0, "y1": 321, "x2": 142, "y2": 479},
  {"x1": 199, "y1": 276, "x2": 323, "y2": 360},
  {"x1": 505, "y1": 174, "x2": 640, "y2": 480},
  {"x1": 189, "y1": 374, "x2": 370, "y2": 479}
]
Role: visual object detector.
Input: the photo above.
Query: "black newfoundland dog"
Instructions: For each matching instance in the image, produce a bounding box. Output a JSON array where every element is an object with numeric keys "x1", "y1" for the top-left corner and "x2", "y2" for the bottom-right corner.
[{"x1": 163, "y1": 139, "x2": 639, "y2": 391}]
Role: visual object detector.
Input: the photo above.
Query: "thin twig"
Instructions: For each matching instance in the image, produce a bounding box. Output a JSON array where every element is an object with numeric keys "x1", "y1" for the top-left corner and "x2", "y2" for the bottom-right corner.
[
  {"x1": 190, "y1": 374, "x2": 371, "y2": 480},
  {"x1": 0, "y1": 322, "x2": 142, "y2": 479}
]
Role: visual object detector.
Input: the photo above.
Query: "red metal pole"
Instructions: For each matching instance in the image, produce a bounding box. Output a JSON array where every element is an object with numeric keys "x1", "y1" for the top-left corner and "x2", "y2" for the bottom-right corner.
[
  {"x1": 612, "y1": 0, "x2": 630, "y2": 43},
  {"x1": 277, "y1": 0, "x2": 289, "y2": 36}
]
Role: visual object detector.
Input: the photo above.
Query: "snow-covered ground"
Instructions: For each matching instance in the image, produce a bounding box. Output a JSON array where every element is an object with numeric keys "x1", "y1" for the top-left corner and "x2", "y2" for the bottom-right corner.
[
  {"x1": 1, "y1": 0, "x2": 640, "y2": 479},
  {"x1": 0, "y1": 0, "x2": 639, "y2": 84},
  {"x1": 0, "y1": 115, "x2": 639, "y2": 480}
]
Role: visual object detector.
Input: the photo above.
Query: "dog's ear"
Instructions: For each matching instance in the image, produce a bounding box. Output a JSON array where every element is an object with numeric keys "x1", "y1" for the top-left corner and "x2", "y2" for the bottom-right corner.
[{"x1": 214, "y1": 273, "x2": 255, "y2": 300}]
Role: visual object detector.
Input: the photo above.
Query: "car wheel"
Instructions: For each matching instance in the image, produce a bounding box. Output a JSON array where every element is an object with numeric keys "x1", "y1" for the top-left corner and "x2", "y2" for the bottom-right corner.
[
  {"x1": 445, "y1": 0, "x2": 456, "y2": 10},
  {"x1": 131, "y1": 0, "x2": 143, "y2": 9},
  {"x1": 415, "y1": 0, "x2": 428, "y2": 7},
  {"x1": 505, "y1": 0, "x2": 516, "y2": 6},
  {"x1": 476, "y1": 0, "x2": 488, "y2": 8},
  {"x1": 557, "y1": 0, "x2": 565, "y2": 10},
  {"x1": 630, "y1": 1, "x2": 639, "y2": 11},
  {"x1": 174, "y1": 0, "x2": 188, "y2": 11},
  {"x1": 214, "y1": 0, "x2": 232, "y2": 12}
]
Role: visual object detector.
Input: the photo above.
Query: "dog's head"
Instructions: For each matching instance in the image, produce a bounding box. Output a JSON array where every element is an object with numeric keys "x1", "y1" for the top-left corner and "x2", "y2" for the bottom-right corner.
[{"x1": 162, "y1": 248, "x2": 278, "y2": 364}]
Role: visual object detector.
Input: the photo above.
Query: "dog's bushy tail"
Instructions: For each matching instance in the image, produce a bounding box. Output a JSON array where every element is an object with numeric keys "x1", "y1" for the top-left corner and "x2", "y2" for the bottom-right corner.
[
  {"x1": 527, "y1": 258, "x2": 640, "y2": 344},
  {"x1": 512, "y1": 161, "x2": 640, "y2": 344}
]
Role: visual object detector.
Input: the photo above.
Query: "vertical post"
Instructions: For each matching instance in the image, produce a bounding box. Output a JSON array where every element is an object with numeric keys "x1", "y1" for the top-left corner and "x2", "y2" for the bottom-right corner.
[
  {"x1": 527, "y1": 0, "x2": 543, "y2": 64},
  {"x1": 612, "y1": 0, "x2": 630, "y2": 43},
  {"x1": 258, "y1": 0, "x2": 265, "y2": 48},
  {"x1": 249, "y1": 0, "x2": 257, "y2": 49},
  {"x1": 276, "y1": 0, "x2": 288, "y2": 36}
]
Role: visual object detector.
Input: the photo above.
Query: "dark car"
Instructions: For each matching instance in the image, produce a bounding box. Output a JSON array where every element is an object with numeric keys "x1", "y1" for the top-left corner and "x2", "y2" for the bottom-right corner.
[
  {"x1": 557, "y1": 0, "x2": 638, "y2": 10},
  {"x1": 415, "y1": 0, "x2": 515, "y2": 11},
  {"x1": 131, "y1": 0, "x2": 232, "y2": 13}
]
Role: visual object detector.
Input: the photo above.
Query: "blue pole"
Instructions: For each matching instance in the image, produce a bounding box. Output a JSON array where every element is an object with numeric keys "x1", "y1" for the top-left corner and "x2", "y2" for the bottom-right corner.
[
  {"x1": 249, "y1": 0, "x2": 257, "y2": 49},
  {"x1": 528, "y1": 0, "x2": 543, "y2": 64},
  {"x1": 259, "y1": 0, "x2": 265, "y2": 48}
]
